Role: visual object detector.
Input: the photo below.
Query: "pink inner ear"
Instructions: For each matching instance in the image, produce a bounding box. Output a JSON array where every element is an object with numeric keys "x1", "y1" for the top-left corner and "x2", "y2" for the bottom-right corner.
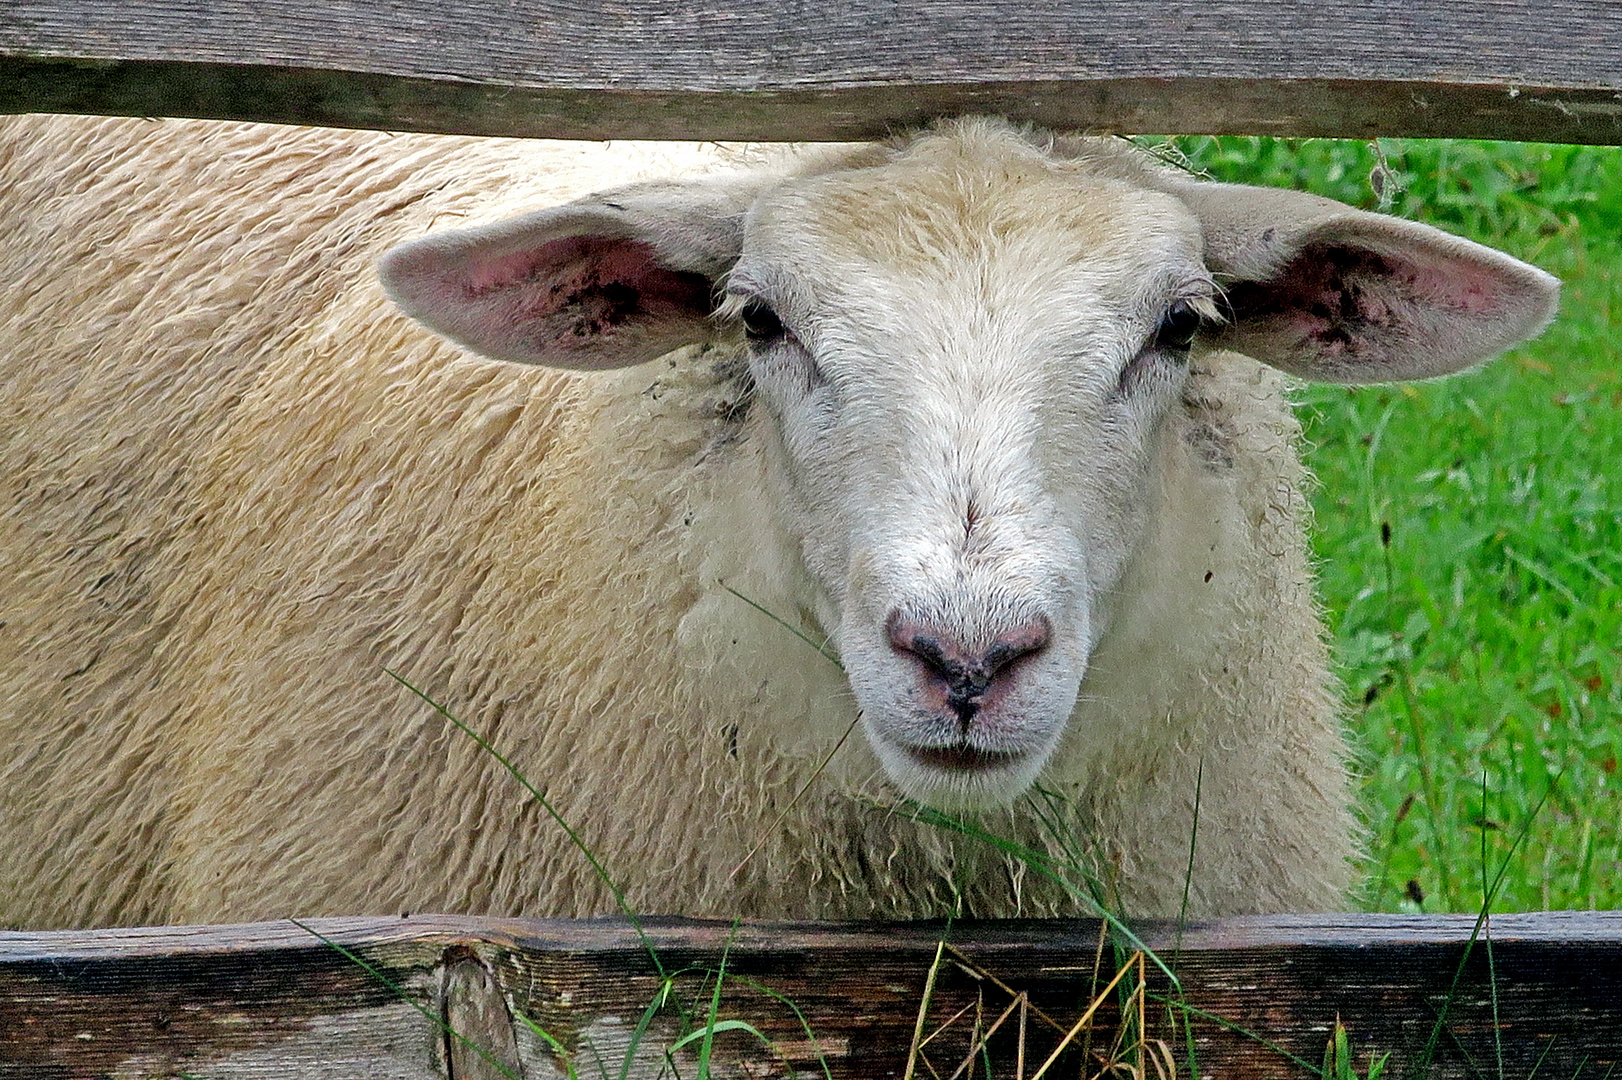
[
  {"x1": 463, "y1": 246, "x2": 553, "y2": 295},
  {"x1": 385, "y1": 224, "x2": 720, "y2": 367},
  {"x1": 463, "y1": 235, "x2": 713, "y2": 348},
  {"x1": 1402, "y1": 256, "x2": 1503, "y2": 316},
  {"x1": 461, "y1": 236, "x2": 656, "y2": 295},
  {"x1": 1230, "y1": 241, "x2": 1507, "y2": 361}
]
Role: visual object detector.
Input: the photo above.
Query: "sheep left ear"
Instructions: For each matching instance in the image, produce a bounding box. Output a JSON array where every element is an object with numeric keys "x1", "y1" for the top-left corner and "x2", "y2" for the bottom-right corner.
[
  {"x1": 1174, "y1": 182, "x2": 1560, "y2": 383},
  {"x1": 380, "y1": 175, "x2": 764, "y2": 370}
]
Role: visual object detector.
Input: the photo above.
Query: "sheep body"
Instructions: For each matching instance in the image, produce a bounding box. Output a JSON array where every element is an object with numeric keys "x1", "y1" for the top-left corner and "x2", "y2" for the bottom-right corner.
[{"x1": 0, "y1": 115, "x2": 1550, "y2": 929}]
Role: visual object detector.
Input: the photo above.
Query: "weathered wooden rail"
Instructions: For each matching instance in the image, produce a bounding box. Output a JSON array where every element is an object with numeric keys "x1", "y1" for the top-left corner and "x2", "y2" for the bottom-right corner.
[
  {"x1": 3, "y1": 913, "x2": 1620, "y2": 1078},
  {"x1": 2, "y1": 0, "x2": 1622, "y2": 142}
]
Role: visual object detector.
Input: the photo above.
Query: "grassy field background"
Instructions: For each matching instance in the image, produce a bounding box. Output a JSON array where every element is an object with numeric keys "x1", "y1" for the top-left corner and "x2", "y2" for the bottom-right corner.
[{"x1": 1139, "y1": 135, "x2": 1622, "y2": 913}]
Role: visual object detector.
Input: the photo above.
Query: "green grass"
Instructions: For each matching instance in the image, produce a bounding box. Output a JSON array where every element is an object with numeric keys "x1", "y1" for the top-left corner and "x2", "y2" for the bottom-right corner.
[{"x1": 1144, "y1": 135, "x2": 1622, "y2": 913}]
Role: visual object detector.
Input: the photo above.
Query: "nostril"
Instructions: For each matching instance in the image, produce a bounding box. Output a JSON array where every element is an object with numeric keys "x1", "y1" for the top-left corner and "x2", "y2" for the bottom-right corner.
[
  {"x1": 887, "y1": 613, "x2": 950, "y2": 679},
  {"x1": 886, "y1": 612, "x2": 1052, "y2": 692},
  {"x1": 906, "y1": 635, "x2": 954, "y2": 681},
  {"x1": 981, "y1": 618, "x2": 1052, "y2": 677}
]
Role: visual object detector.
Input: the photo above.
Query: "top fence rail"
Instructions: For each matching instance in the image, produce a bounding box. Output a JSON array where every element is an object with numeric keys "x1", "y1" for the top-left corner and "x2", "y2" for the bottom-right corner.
[{"x1": 3, "y1": 0, "x2": 1622, "y2": 142}]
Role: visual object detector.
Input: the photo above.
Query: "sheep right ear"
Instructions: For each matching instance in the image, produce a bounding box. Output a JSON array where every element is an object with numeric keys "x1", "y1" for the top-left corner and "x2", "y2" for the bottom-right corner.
[
  {"x1": 1171, "y1": 181, "x2": 1560, "y2": 384},
  {"x1": 380, "y1": 176, "x2": 763, "y2": 369}
]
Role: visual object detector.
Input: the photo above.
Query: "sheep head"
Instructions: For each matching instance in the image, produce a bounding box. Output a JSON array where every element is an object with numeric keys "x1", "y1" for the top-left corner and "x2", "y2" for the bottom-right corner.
[{"x1": 381, "y1": 119, "x2": 1557, "y2": 811}]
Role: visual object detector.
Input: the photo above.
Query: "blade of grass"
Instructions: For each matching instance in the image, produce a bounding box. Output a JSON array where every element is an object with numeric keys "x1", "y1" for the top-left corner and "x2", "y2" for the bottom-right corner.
[
  {"x1": 1145, "y1": 992, "x2": 1322, "y2": 1076},
  {"x1": 618, "y1": 979, "x2": 677, "y2": 1080},
  {"x1": 944, "y1": 993, "x2": 1025, "y2": 1080},
  {"x1": 667, "y1": 1018, "x2": 770, "y2": 1053},
  {"x1": 728, "y1": 712, "x2": 860, "y2": 880},
  {"x1": 1372, "y1": 794, "x2": 1416, "y2": 912},
  {"x1": 585, "y1": 1034, "x2": 613, "y2": 1079},
  {"x1": 1381, "y1": 519, "x2": 1453, "y2": 909},
  {"x1": 904, "y1": 938, "x2": 948, "y2": 1080},
  {"x1": 385, "y1": 669, "x2": 668, "y2": 981},
  {"x1": 1027, "y1": 951, "x2": 1137, "y2": 1080},
  {"x1": 1139, "y1": 959, "x2": 1154, "y2": 1075},
  {"x1": 1026, "y1": 785, "x2": 1110, "y2": 910},
  {"x1": 695, "y1": 936, "x2": 731, "y2": 1080},
  {"x1": 944, "y1": 946, "x2": 1068, "y2": 1034},
  {"x1": 1479, "y1": 773, "x2": 1504, "y2": 1080},
  {"x1": 1081, "y1": 917, "x2": 1106, "y2": 1068},
  {"x1": 718, "y1": 972, "x2": 836, "y2": 1080},
  {"x1": 721, "y1": 584, "x2": 842, "y2": 669},
  {"x1": 1411, "y1": 772, "x2": 1558, "y2": 1078},
  {"x1": 1173, "y1": 760, "x2": 1206, "y2": 1080},
  {"x1": 720, "y1": 584, "x2": 859, "y2": 880},
  {"x1": 901, "y1": 801, "x2": 1180, "y2": 991},
  {"x1": 1523, "y1": 1034, "x2": 1560, "y2": 1080},
  {"x1": 1416, "y1": 995, "x2": 1491, "y2": 1080},
  {"x1": 515, "y1": 1013, "x2": 584, "y2": 1080},
  {"x1": 1502, "y1": 545, "x2": 1583, "y2": 608},
  {"x1": 1178, "y1": 758, "x2": 1204, "y2": 940},
  {"x1": 1017, "y1": 993, "x2": 1027, "y2": 1080},
  {"x1": 920, "y1": 998, "x2": 981, "y2": 1054}
]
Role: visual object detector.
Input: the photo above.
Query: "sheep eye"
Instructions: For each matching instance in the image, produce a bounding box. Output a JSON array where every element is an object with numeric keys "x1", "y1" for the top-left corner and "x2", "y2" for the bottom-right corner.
[
  {"x1": 1153, "y1": 301, "x2": 1202, "y2": 355},
  {"x1": 741, "y1": 300, "x2": 785, "y2": 343}
]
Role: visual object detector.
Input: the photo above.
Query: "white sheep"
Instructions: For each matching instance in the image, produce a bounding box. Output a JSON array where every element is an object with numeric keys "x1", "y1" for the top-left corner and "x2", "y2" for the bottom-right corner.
[{"x1": 0, "y1": 114, "x2": 1556, "y2": 930}]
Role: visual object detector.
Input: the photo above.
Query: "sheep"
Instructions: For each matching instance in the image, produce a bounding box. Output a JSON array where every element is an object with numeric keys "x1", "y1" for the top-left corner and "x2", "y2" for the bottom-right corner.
[{"x1": 0, "y1": 114, "x2": 1557, "y2": 931}]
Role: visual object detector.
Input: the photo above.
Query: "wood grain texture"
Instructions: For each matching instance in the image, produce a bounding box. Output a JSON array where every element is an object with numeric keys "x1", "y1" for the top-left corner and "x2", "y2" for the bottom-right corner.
[
  {"x1": 1, "y1": 0, "x2": 1621, "y2": 142},
  {"x1": 3, "y1": 913, "x2": 1620, "y2": 1078}
]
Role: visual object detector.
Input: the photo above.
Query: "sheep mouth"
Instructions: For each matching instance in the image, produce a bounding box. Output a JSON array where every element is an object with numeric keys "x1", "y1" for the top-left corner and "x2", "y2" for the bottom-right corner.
[{"x1": 905, "y1": 743, "x2": 1027, "y2": 772}]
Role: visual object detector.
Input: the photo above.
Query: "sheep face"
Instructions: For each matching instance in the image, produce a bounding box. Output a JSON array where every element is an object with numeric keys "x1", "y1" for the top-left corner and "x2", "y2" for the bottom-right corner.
[
  {"x1": 380, "y1": 119, "x2": 1557, "y2": 813},
  {"x1": 726, "y1": 155, "x2": 1216, "y2": 808}
]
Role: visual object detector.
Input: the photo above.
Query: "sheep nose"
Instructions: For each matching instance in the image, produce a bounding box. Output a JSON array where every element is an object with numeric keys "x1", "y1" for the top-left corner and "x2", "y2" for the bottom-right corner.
[{"x1": 887, "y1": 613, "x2": 1052, "y2": 729}]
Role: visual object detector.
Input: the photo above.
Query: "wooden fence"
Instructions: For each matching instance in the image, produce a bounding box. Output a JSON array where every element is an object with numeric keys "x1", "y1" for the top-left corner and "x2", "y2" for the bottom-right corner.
[
  {"x1": 4, "y1": 913, "x2": 1622, "y2": 1079},
  {"x1": 3, "y1": 1, "x2": 1622, "y2": 142}
]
